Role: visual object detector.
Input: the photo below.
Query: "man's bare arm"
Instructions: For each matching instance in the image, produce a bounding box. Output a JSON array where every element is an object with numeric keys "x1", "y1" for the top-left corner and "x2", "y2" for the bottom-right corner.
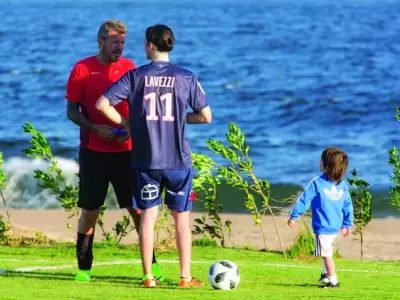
[
  {"x1": 66, "y1": 101, "x2": 115, "y2": 140},
  {"x1": 95, "y1": 95, "x2": 129, "y2": 128},
  {"x1": 67, "y1": 101, "x2": 96, "y2": 131},
  {"x1": 186, "y1": 106, "x2": 212, "y2": 124}
]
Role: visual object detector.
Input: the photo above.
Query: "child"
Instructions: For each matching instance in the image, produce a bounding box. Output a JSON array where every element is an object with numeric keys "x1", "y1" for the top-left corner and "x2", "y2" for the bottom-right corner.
[{"x1": 286, "y1": 146, "x2": 354, "y2": 288}]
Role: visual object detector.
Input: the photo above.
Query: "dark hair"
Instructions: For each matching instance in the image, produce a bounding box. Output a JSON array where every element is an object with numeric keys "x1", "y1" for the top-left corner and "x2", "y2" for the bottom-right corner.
[
  {"x1": 321, "y1": 147, "x2": 349, "y2": 183},
  {"x1": 146, "y1": 24, "x2": 175, "y2": 52}
]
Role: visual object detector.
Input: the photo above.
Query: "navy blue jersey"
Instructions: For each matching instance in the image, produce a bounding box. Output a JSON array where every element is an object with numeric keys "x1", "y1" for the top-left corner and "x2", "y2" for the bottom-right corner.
[{"x1": 103, "y1": 61, "x2": 208, "y2": 169}]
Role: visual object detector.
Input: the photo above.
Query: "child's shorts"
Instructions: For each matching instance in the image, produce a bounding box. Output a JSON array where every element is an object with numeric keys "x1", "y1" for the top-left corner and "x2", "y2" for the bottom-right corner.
[{"x1": 314, "y1": 234, "x2": 337, "y2": 257}]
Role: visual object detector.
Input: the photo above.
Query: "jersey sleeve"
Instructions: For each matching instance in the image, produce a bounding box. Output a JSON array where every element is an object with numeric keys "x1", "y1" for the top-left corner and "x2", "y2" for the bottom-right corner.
[
  {"x1": 65, "y1": 63, "x2": 87, "y2": 103},
  {"x1": 103, "y1": 70, "x2": 134, "y2": 106},
  {"x1": 188, "y1": 75, "x2": 208, "y2": 113},
  {"x1": 290, "y1": 179, "x2": 317, "y2": 221},
  {"x1": 342, "y1": 190, "x2": 354, "y2": 228}
]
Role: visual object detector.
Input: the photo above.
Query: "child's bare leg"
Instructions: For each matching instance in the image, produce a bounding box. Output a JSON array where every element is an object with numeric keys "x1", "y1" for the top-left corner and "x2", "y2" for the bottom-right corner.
[
  {"x1": 322, "y1": 259, "x2": 327, "y2": 274},
  {"x1": 323, "y1": 256, "x2": 338, "y2": 284}
]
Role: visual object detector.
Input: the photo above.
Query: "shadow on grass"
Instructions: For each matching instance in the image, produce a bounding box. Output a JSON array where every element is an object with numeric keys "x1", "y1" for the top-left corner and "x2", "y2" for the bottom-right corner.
[
  {"x1": 2, "y1": 270, "x2": 214, "y2": 290},
  {"x1": 267, "y1": 282, "x2": 321, "y2": 288}
]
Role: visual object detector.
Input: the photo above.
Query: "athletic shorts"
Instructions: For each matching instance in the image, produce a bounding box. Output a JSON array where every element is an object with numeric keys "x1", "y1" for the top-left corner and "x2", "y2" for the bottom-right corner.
[
  {"x1": 314, "y1": 234, "x2": 337, "y2": 257},
  {"x1": 133, "y1": 168, "x2": 193, "y2": 212},
  {"x1": 78, "y1": 149, "x2": 134, "y2": 210}
]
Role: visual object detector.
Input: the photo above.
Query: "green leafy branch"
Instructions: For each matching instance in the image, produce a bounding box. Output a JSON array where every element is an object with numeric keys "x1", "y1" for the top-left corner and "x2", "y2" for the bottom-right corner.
[
  {"x1": 22, "y1": 121, "x2": 134, "y2": 245},
  {"x1": 192, "y1": 153, "x2": 231, "y2": 247},
  {"x1": 388, "y1": 146, "x2": 400, "y2": 211},
  {"x1": 347, "y1": 169, "x2": 372, "y2": 261},
  {"x1": 0, "y1": 152, "x2": 13, "y2": 235},
  {"x1": 22, "y1": 121, "x2": 79, "y2": 217},
  {"x1": 388, "y1": 107, "x2": 400, "y2": 211},
  {"x1": 207, "y1": 123, "x2": 286, "y2": 258},
  {"x1": 0, "y1": 152, "x2": 7, "y2": 191}
]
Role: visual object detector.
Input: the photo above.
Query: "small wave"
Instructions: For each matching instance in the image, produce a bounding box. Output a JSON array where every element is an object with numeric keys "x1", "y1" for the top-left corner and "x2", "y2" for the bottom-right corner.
[
  {"x1": 224, "y1": 81, "x2": 240, "y2": 90},
  {"x1": 1, "y1": 157, "x2": 79, "y2": 209},
  {"x1": 279, "y1": 97, "x2": 309, "y2": 110},
  {"x1": 0, "y1": 156, "x2": 126, "y2": 210}
]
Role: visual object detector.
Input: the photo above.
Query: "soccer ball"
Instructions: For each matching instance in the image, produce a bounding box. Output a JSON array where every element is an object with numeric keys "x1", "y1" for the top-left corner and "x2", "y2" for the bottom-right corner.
[{"x1": 207, "y1": 260, "x2": 240, "y2": 290}]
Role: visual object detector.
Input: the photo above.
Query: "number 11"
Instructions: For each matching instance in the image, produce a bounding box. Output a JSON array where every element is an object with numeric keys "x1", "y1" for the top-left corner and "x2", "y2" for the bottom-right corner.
[{"x1": 144, "y1": 92, "x2": 174, "y2": 122}]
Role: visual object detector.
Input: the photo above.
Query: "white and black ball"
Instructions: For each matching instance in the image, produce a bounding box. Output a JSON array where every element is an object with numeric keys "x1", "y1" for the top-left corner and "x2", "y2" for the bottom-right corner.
[{"x1": 207, "y1": 260, "x2": 240, "y2": 290}]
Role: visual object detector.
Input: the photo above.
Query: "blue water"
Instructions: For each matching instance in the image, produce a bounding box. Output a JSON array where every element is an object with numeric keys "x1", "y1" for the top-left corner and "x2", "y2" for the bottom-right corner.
[{"x1": 1, "y1": 0, "x2": 400, "y2": 209}]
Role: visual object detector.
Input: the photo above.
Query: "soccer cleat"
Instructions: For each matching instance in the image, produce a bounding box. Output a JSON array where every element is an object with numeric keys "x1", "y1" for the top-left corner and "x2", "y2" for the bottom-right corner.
[
  {"x1": 321, "y1": 282, "x2": 340, "y2": 288},
  {"x1": 75, "y1": 270, "x2": 91, "y2": 282},
  {"x1": 318, "y1": 273, "x2": 329, "y2": 284},
  {"x1": 142, "y1": 274, "x2": 157, "y2": 288},
  {"x1": 179, "y1": 277, "x2": 204, "y2": 288},
  {"x1": 143, "y1": 278, "x2": 157, "y2": 287},
  {"x1": 152, "y1": 263, "x2": 165, "y2": 282}
]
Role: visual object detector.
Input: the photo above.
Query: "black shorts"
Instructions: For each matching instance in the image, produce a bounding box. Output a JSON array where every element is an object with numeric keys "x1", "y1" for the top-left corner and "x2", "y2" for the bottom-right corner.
[{"x1": 78, "y1": 149, "x2": 133, "y2": 210}]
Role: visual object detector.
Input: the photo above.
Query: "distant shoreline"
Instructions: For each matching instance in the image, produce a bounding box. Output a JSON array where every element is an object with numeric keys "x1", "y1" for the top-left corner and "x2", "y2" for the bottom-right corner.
[
  {"x1": 1, "y1": 177, "x2": 398, "y2": 217},
  {"x1": 1, "y1": 208, "x2": 400, "y2": 261},
  {"x1": 1, "y1": 207, "x2": 398, "y2": 219}
]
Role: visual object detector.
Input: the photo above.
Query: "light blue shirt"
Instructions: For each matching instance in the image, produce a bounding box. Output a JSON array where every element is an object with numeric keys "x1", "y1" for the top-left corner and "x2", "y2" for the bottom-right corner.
[{"x1": 290, "y1": 173, "x2": 354, "y2": 234}]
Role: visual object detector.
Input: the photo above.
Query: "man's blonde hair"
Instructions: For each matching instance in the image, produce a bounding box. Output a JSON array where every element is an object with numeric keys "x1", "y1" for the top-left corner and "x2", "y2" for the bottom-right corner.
[{"x1": 97, "y1": 20, "x2": 127, "y2": 39}]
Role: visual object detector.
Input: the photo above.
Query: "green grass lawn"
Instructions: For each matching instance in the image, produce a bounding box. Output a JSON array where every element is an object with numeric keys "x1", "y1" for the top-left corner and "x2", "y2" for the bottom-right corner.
[{"x1": 0, "y1": 243, "x2": 399, "y2": 300}]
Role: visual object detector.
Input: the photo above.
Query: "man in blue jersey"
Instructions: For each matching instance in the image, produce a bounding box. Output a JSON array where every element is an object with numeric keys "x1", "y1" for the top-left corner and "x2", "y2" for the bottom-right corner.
[
  {"x1": 287, "y1": 147, "x2": 354, "y2": 288},
  {"x1": 95, "y1": 24, "x2": 212, "y2": 288}
]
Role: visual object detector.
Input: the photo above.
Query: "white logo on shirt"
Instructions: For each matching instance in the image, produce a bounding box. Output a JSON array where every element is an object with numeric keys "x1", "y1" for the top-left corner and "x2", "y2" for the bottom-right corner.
[
  {"x1": 323, "y1": 185, "x2": 344, "y2": 201},
  {"x1": 91, "y1": 72, "x2": 100, "y2": 75}
]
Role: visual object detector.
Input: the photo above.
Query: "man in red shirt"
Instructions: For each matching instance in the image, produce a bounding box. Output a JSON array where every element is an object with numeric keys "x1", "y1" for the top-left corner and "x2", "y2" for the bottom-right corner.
[{"x1": 65, "y1": 19, "x2": 163, "y2": 282}]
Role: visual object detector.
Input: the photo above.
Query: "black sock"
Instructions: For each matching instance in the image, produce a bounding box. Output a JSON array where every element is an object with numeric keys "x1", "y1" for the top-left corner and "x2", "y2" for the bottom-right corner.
[
  {"x1": 76, "y1": 233, "x2": 94, "y2": 270},
  {"x1": 152, "y1": 251, "x2": 157, "y2": 264}
]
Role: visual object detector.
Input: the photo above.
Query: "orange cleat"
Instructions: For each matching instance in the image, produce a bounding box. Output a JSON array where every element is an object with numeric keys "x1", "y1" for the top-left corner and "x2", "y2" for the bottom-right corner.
[
  {"x1": 179, "y1": 277, "x2": 204, "y2": 288},
  {"x1": 142, "y1": 274, "x2": 157, "y2": 288}
]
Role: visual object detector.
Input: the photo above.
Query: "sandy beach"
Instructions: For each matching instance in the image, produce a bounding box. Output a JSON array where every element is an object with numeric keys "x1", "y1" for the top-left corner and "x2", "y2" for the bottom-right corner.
[{"x1": 1, "y1": 208, "x2": 399, "y2": 261}]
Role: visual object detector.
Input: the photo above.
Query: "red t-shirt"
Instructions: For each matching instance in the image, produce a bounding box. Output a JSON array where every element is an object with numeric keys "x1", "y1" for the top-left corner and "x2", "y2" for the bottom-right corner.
[{"x1": 65, "y1": 56, "x2": 135, "y2": 152}]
